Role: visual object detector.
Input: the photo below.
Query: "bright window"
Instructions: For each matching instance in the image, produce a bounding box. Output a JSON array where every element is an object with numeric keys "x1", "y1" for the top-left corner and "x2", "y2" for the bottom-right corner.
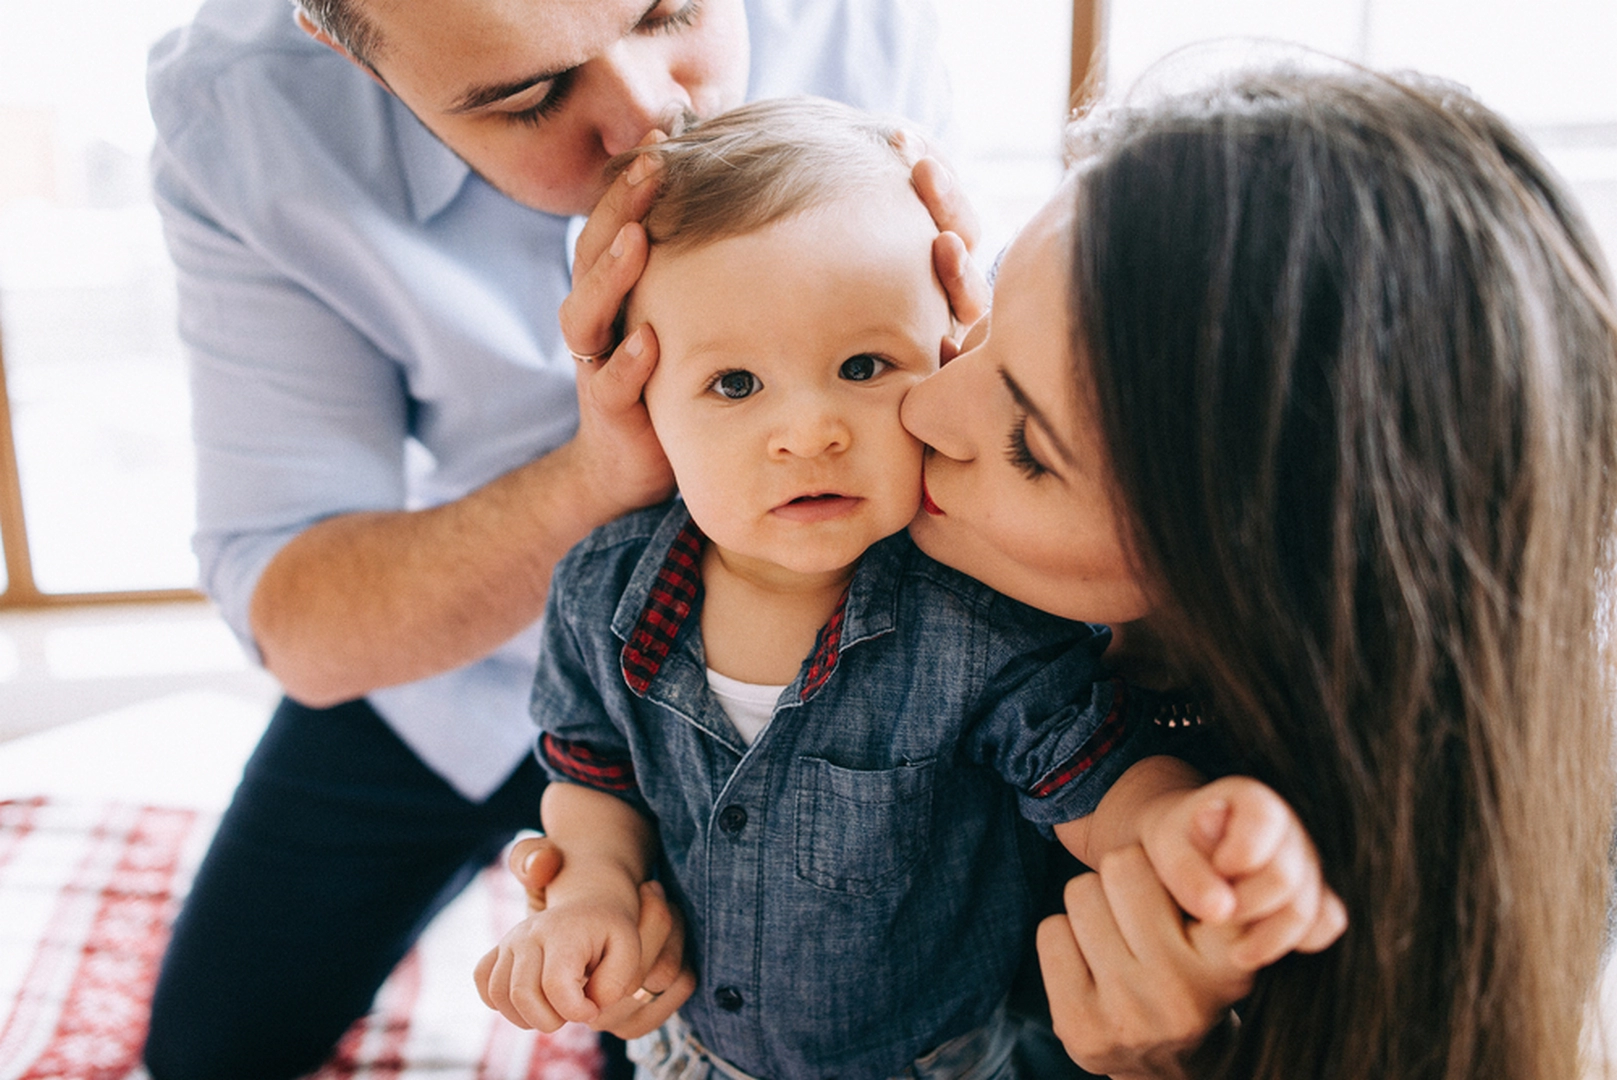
[{"x1": 1105, "y1": 0, "x2": 1617, "y2": 266}]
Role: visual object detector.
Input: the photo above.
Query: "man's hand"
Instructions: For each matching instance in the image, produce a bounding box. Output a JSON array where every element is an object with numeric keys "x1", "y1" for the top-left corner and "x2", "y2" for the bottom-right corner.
[
  {"x1": 550, "y1": 132, "x2": 676, "y2": 523},
  {"x1": 561, "y1": 135, "x2": 665, "y2": 363}
]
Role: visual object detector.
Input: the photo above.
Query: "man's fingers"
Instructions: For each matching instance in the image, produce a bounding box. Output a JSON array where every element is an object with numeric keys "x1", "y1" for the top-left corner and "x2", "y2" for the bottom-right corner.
[
  {"x1": 634, "y1": 880, "x2": 683, "y2": 987},
  {"x1": 911, "y1": 155, "x2": 981, "y2": 253},
  {"x1": 600, "y1": 965, "x2": 697, "y2": 1040},
  {"x1": 579, "y1": 325, "x2": 659, "y2": 414},
  {"x1": 572, "y1": 146, "x2": 662, "y2": 278},
  {"x1": 508, "y1": 836, "x2": 563, "y2": 913},
  {"x1": 933, "y1": 231, "x2": 989, "y2": 334},
  {"x1": 559, "y1": 222, "x2": 649, "y2": 360}
]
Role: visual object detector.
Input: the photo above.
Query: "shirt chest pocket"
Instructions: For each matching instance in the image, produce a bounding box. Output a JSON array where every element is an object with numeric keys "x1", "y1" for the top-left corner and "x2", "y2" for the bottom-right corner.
[{"x1": 793, "y1": 757, "x2": 935, "y2": 897}]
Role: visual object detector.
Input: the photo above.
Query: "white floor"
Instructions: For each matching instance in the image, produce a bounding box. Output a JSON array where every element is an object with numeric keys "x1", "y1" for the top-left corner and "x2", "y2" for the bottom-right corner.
[{"x1": 0, "y1": 600, "x2": 277, "y2": 806}]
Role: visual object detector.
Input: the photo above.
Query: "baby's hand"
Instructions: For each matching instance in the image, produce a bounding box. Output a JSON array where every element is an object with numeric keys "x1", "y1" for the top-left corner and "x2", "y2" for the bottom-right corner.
[
  {"x1": 474, "y1": 890, "x2": 643, "y2": 1031},
  {"x1": 1140, "y1": 775, "x2": 1346, "y2": 971}
]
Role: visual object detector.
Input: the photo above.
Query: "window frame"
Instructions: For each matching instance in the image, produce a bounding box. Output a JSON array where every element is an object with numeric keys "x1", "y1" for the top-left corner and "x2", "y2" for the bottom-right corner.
[{"x1": 0, "y1": 0, "x2": 1106, "y2": 609}]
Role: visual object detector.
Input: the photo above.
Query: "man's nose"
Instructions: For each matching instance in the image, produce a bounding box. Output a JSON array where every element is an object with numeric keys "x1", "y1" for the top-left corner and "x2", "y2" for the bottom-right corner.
[{"x1": 589, "y1": 43, "x2": 693, "y2": 157}]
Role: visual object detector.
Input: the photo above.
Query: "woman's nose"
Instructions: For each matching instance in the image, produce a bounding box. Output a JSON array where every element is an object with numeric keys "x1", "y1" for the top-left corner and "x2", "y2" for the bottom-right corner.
[
  {"x1": 901, "y1": 357, "x2": 977, "y2": 461},
  {"x1": 590, "y1": 42, "x2": 692, "y2": 157}
]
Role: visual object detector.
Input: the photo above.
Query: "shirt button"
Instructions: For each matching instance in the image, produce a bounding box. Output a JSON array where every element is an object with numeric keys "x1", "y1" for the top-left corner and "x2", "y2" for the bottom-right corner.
[
  {"x1": 717, "y1": 805, "x2": 748, "y2": 835},
  {"x1": 714, "y1": 986, "x2": 745, "y2": 1011}
]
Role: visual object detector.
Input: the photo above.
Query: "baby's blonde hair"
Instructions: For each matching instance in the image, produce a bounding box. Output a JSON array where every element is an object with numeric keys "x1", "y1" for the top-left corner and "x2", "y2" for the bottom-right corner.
[{"x1": 607, "y1": 96, "x2": 917, "y2": 252}]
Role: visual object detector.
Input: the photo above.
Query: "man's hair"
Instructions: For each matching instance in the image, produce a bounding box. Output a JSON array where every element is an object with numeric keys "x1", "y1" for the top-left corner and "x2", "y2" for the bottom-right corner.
[
  {"x1": 294, "y1": 0, "x2": 383, "y2": 68},
  {"x1": 606, "y1": 97, "x2": 917, "y2": 252},
  {"x1": 1067, "y1": 64, "x2": 1617, "y2": 1080}
]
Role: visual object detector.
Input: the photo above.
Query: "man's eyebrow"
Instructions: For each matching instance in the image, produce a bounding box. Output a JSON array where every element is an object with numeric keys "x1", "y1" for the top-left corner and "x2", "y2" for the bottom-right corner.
[
  {"x1": 447, "y1": 0, "x2": 661, "y2": 114},
  {"x1": 1000, "y1": 367, "x2": 1079, "y2": 467}
]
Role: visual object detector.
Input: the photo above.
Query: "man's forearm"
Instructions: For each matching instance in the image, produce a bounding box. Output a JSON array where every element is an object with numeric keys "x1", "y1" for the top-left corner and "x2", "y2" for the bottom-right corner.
[{"x1": 250, "y1": 439, "x2": 630, "y2": 706}]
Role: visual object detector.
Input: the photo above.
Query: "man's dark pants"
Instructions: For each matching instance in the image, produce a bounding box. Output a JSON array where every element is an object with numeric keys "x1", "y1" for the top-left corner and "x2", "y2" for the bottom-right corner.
[{"x1": 142, "y1": 696, "x2": 631, "y2": 1080}]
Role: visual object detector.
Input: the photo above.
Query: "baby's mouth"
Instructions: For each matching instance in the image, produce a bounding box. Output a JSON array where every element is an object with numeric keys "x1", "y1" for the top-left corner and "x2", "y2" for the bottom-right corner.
[{"x1": 772, "y1": 492, "x2": 861, "y2": 521}]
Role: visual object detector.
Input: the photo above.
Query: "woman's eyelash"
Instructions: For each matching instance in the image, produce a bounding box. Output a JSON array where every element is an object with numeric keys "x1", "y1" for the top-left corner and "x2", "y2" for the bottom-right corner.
[
  {"x1": 507, "y1": 71, "x2": 576, "y2": 127},
  {"x1": 1006, "y1": 414, "x2": 1048, "y2": 479},
  {"x1": 643, "y1": 0, "x2": 703, "y2": 35}
]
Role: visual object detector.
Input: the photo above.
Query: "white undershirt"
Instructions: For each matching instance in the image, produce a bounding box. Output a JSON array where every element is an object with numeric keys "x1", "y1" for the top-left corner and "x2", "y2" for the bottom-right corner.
[{"x1": 705, "y1": 669, "x2": 788, "y2": 746}]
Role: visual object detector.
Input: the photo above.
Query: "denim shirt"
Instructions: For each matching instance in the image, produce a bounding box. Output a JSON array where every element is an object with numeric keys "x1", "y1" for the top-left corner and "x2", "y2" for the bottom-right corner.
[{"x1": 532, "y1": 500, "x2": 1158, "y2": 1080}]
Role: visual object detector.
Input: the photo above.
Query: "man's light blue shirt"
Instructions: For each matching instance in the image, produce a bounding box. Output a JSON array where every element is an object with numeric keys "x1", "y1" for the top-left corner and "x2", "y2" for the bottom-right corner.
[{"x1": 146, "y1": 0, "x2": 951, "y2": 799}]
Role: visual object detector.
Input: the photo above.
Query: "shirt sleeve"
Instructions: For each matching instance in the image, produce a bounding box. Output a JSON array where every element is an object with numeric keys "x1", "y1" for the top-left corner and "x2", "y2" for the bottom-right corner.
[
  {"x1": 745, "y1": 0, "x2": 954, "y2": 145},
  {"x1": 962, "y1": 621, "x2": 1164, "y2": 829},
  {"x1": 153, "y1": 141, "x2": 411, "y2": 656},
  {"x1": 529, "y1": 552, "x2": 652, "y2": 817}
]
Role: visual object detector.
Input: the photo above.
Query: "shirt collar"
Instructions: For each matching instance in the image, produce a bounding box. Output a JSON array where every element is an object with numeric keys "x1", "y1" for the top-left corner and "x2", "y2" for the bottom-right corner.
[
  {"x1": 611, "y1": 501, "x2": 909, "y2": 700},
  {"x1": 390, "y1": 94, "x2": 473, "y2": 223}
]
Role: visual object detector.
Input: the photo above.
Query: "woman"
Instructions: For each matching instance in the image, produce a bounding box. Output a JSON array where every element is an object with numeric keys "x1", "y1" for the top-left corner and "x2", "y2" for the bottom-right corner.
[{"x1": 901, "y1": 65, "x2": 1617, "y2": 1078}]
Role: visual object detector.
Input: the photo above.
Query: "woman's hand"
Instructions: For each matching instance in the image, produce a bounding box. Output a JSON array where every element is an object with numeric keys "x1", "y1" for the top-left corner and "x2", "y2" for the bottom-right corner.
[
  {"x1": 502, "y1": 835, "x2": 695, "y2": 1038},
  {"x1": 1037, "y1": 846, "x2": 1253, "y2": 1080}
]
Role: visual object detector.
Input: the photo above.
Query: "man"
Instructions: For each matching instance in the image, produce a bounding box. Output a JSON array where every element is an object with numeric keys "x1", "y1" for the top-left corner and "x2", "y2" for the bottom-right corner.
[{"x1": 142, "y1": 1, "x2": 968, "y2": 1077}]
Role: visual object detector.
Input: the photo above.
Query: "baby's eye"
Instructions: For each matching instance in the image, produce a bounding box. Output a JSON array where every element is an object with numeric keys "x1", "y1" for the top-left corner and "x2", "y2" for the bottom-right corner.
[
  {"x1": 839, "y1": 354, "x2": 888, "y2": 381},
  {"x1": 712, "y1": 370, "x2": 762, "y2": 400}
]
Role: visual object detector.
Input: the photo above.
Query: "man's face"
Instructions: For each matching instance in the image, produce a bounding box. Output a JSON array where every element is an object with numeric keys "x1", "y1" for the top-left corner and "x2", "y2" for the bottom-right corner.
[
  {"x1": 633, "y1": 183, "x2": 952, "y2": 581},
  {"x1": 318, "y1": 0, "x2": 750, "y2": 214}
]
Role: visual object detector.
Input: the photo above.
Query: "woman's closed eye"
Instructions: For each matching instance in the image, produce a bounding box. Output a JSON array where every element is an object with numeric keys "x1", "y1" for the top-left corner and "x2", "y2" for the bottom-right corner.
[
  {"x1": 1006, "y1": 413, "x2": 1049, "y2": 479},
  {"x1": 709, "y1": 369, "x2": 763, "y2": 400},
  {"x1": 840, "y1": 354, "x2": 890, "y2": 382}
]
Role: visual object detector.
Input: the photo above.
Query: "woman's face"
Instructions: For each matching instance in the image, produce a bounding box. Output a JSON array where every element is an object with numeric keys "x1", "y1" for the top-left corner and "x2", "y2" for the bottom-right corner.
[{"x1": 900, "y1": 183, "x2": 1154, "y2": 625}]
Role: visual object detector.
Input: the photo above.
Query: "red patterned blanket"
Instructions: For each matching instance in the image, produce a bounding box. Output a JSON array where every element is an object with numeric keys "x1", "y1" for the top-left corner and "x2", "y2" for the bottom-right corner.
[{"x1": 0, "y1": 798, "x2": 601, "y2": 1080}]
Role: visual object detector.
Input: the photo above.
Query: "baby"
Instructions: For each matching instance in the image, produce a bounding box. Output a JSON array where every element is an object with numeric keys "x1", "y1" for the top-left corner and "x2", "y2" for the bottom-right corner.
[{"x1": 477, "y1": 97, "x2": 1337, "y2": 1080}]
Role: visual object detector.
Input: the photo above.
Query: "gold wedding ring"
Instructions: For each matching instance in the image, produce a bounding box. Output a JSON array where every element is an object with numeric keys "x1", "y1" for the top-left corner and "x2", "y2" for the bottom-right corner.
[{"x1": 631, "y1": 986, "x2": 661, "y2": 1005}]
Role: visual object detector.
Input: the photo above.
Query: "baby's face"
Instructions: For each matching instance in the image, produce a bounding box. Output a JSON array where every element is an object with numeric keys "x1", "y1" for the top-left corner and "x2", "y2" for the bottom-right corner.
[{"x1": 633, "y1": 182, "x2": 951, "y2": 580}]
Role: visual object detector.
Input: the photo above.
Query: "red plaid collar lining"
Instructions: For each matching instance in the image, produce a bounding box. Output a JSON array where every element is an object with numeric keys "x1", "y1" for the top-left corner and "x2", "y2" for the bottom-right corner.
[
  {"x1": 620, "y1": 516, "x2": 851, "y2": 701},
  {"x1": 621, "y1": 517, "x2": 704, "y2": 694}
]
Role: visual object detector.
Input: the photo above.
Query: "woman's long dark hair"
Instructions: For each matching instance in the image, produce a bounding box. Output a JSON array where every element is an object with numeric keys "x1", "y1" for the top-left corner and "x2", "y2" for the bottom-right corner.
[{"x1": 1070, "y1": 68, "x2": 1617, "y2": 1078}]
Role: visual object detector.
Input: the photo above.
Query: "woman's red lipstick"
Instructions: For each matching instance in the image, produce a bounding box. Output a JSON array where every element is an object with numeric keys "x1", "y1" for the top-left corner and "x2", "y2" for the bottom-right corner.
[{"x1": 921, "y1": 476, "x2": 943, "y2": 516}]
